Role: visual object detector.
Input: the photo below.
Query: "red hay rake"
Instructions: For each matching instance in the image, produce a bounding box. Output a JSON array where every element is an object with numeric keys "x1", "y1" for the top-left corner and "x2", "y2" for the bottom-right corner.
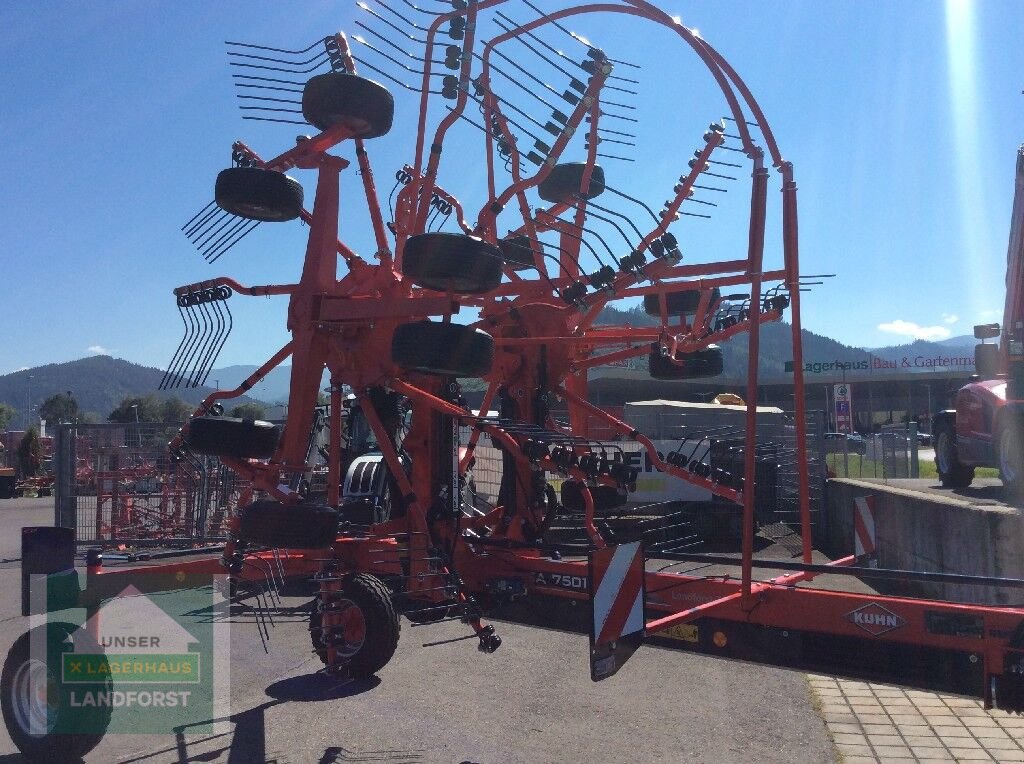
[
  {"x1": 155, "y1": 0, "x2": 1024, "y2": 700},
  {"x1": 84, "y1": 0, "x2": 1024, "y2": 713}
]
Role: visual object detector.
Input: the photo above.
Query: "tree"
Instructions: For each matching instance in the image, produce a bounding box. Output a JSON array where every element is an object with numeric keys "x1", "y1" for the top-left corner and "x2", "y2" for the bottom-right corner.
[
  {"x1": 161, "y1": 397, "x2": 193, "y2": 424},
  {"x1": 107, "y1": 394, "x2": 163, "y2": 423},
  {"x1": 0, "y1": 403, "x2": 15, "y2": 431},
  {"x1": 39, "y1": 392, "x2": 79, "y2": 425},
  {"x1": 16, "y1": 427, "x2": 41, "y2": 478},
  {"x1": 228, "y1": 402, "x2": 267, "y2": 420}
]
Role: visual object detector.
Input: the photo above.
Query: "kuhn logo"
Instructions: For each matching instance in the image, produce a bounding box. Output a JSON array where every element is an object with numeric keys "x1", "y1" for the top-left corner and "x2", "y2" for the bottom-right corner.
[{"x1": 846, "y1": 603, "x2": 906, "y2": 636}]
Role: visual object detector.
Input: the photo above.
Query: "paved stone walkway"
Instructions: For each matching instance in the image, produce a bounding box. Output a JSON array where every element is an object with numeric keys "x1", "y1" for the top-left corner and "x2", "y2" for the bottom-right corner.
[{"x1": 809, "y1": 675, "x2": 1024, "y2": 762}]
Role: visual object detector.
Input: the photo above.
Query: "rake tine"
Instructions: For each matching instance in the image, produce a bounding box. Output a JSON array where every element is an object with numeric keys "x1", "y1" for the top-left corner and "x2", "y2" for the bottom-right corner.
[
  {"x1": 190, "y1": 210, "x2": 234, "y2": 248},
  {"x1": 235, "y1": 95, "x2": 303, "y2": 106},
  {"x1": 228, "y1": 59, "x2": 327, "y2": 75},
  {"x1": 200, "y1": 294, "x2": 233, "y2": 387},
  {"x1": 226, "y1": 49, "x2": 329, "y2": 68},
  {"x1": 351, "y1": 56, "x2": 431, "y2": 94},
  {"x1": 237, "y1": 106, "x2": 304, "y2": 115},
  {"x1": 165, "y1": 300, "x2": 202, "y2": 389},
  {"x1": 241, "y1": 116, "x2": 310, "y2": 125},
  {"x1": 353, "y1": 21, "x2": 432, "y2": 64},
  {"x1": 192, "y1": 299, "x2": 225, "y2": 388},
  {"x1": 233, "y1": 83, "x2": 304, "y2": 96},
  {"x1": 184, "y1": 299, "x2": 215, "y2": 388},
  {"x1": 160, "y1": 302, "x2": 192, "y2": 390},
  {"x1": 199, "y1": 215, "x2": 251, "y2": 258},
  {"x1": 183, "y1": 205, "x2": 227, "y2": 240},
  {"x1": 205, "y1": 219, "x2": 260, "y2": 263},
  {"x1": 225, "y1": 38, "x2": 326, "y2": 56},
  {"x1": 181, "y1": 200, "x2": 217, "y2": 233},
  {"x1": 271, "y1": 549, "x2": 286, "y2": 590},
  {"x1": 231, "y1": 73, "x2": 307, "y2": 87}
]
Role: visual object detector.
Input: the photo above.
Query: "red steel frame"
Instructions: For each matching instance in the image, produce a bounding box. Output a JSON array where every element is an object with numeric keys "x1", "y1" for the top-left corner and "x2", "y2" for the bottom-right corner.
[{"x1": 154, "y1": 1, "x2": 1024, "y2": 707}]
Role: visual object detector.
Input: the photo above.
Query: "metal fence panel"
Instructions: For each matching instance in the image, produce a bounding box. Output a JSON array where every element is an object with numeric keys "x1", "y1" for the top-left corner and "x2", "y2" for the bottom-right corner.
[{"x1": 54, "y1": 423, "x2": 246, "y2": 545}]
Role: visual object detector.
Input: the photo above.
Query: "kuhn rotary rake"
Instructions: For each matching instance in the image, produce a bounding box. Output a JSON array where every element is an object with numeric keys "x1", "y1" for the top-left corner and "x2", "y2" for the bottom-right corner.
[
  {"x1": 161, "y1": 0, "x2": 1024, "y2": 704},
  {"x1": 7, "y1": 3, "x2": 1024, "y2": 760}
]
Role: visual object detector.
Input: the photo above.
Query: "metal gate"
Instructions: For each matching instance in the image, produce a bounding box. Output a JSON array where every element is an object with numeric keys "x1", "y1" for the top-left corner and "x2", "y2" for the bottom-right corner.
[{"x1": 53, "y1": 423, "x2": 248, "y2": 545}]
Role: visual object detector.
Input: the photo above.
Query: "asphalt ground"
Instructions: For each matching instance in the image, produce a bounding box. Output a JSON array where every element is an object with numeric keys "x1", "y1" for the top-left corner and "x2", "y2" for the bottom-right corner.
[{"x1": 0, "y1": 498, "x2": 837, "y2": 764}]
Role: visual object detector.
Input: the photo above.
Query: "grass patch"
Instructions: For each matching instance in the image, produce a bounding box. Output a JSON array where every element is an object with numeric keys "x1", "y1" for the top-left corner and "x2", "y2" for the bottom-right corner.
[{"x1": 827, "y1": 453, "x2": 999, "y2": 479}]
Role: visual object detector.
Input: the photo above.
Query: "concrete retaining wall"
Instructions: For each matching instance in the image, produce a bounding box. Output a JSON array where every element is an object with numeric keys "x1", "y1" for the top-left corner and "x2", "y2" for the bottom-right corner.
[{"x1": 825, "y1": 478, "x2": 1024, "y2": 605}]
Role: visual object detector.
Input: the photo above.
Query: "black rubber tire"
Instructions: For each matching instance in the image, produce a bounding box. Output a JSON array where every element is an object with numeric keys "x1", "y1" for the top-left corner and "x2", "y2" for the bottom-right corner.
[
  {"x1": 309, "y1": 573, "x2": 400, "y2": 678},
  {"x1": 1, "y1": 622, "x2": 111, "y2": 763},
  {"x1": 392, "y1": 321, "x2": 495, "y2": 377},
  {"x1": 185, "y1": 416, "x2": 281, "y2": 459},
  {"x1": 402, "y1": 233, "x2": 503, "y2": 294},
  {"x1": 934, "y1": 418, "x2": 974, "y2": 488},
  {"x1": 302, "y1": 73, "x2": 394, "y2": 137},
  {"x1": 401, "y1": 599, "x2": 456, "y2": 625},
  {"x1": 560, "y1": 482, "x2": 625, "y2": 514},
  {"x1": 498, "y1": 235, "x2": 538, "y2": 270},
  {"x1": 239, "y1": 500, "x2": 339, "y2": 549},
  {"x1": 643, "y1": 287, "x2": 721, "y2": 316},
  {"x1": 538, "y1": 163, "x2": 606, "y2": 203},
  {"x1": 996, "y1": 414, "x2": 1024, "y2": 499},
  {"x1": 215, "y1": 167, "x2": 304, "y2": 222},
  {"x1": 648, "y1": 345, "x2": 724, "y2": 380}
]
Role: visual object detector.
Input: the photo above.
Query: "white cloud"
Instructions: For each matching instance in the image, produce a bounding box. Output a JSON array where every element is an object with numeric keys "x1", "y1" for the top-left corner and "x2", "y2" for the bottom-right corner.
[
  {"x1": 877, "y1": 320, "x2": 952, "y2": 342},
  {"x1": 87, "y1": 345, "x2": 110, "y2": 355},
  {"x1": 942, "y1": 313, "x2": 958, "y2": 325}
]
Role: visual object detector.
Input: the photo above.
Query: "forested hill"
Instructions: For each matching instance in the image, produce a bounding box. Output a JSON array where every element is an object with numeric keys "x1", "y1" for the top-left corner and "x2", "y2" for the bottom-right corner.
[
  {"x1": 0, "y1": 356, "x2": 264, "y2": 427},
  {"x1": 594, "y1": 303, "x2": 864, "y2": 378}
]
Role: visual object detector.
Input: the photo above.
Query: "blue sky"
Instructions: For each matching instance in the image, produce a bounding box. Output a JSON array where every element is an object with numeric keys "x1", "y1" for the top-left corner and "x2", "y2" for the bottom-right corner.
[{"x1": 1, "y1": 1, "x2": 1022, "y2": 375}]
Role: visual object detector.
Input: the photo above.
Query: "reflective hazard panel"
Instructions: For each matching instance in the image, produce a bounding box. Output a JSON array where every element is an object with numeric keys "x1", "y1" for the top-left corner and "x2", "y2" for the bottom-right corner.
[{"x1": 588, "y1": 542, "x2": 645, "y2": 681}]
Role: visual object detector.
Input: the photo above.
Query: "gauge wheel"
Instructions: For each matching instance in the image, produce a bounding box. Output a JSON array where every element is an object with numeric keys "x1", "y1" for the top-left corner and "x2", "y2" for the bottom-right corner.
[
  {"x1": 537, "y1": 163, "x2": 606, "y2": 203},
  {"x1": 1, "y1": 622, "x2": 111, "y2": 763},
  {"x1": 302, "y1": 73, "x2": 394, "y2": 137},
  {"x1": 934, "y1": 419, "x2": 974, "y2": 488},
  {"x1": 185, "y1": 416, "x2": 281, "y2": 459},
  {"x1": 648, "y1": 345, "x2": 724, "y2": 380},
  {"x1": 498, "y1": 234, "x2": 539, "y2": 270},
  {"x1": 996, "y1": 415, "x2": 1024, "y2": 498},
  {"x1": 402, "y1": 233, "x2": 503, "y2": 294},
  {"x1": 643, "y1": 287, "x2": 721, "y2": 316},
  {"x1": 392, "y1": 321, "x2": 495, "y2": 377},
  {"x1": 238, "y1": 500, "x2": 340, "y2": 549},
  {"x1": 309, "y1": 574, "x2": 400, "y2": 678},
  {"x1": 215, "y1": 167, "x2": 304, "y2": 222}
]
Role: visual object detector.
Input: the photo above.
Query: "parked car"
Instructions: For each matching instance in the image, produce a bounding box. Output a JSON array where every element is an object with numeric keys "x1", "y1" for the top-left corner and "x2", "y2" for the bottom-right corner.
[{"x1": 823, "y1": 432, "x2": 867, "y2": 455}]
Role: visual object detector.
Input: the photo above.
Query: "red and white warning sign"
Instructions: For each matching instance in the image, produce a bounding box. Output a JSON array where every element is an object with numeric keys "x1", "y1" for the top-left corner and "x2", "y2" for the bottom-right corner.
[
  {"x1": 588, "y1": 541, "x2": 645, "y2": 681},
  {"x1": 853, "y1": 495, "x2": 876, "y2": 558}
]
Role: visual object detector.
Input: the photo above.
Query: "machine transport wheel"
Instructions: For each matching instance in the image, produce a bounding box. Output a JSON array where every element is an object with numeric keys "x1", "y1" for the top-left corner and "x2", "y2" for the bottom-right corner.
[
  {"x1": 402, "y1": 233, "x2": 503, "y2": 294},
  {"x1": 392, "y1": 321, "x2": 495, "y2": 377},
  {"x1": 185, "y1": 416, "x2": 281, "y2": 459},
  {"x1": 996, "y1": 415, "x2": 1024, "y2": 498},
  {"x1": 301, "y1": 73, "x2": 394, "y2": 137},
  {"x1": 648, "y1": 345, "x2": 724, "y2": 380},
  {"x1": 1, "y1": 622, "x2": 111, "y2": 763},
  {"x1": 560, "y1": 482, "x2": 626, "y2": 514},
  {"x1": 498, "y1": 234, "x2": 538, "y2": 270},
  {"x1": 239, "y1": 500, "x2": 340, "y2": 549},
  {"x1": 537, "y1": 163, "x2": 606, "y2": 203},
  {"x1": 215, "y1": 167, "x2": 304, "y2": 222},
  {"x1": 643, "y1": 287, "x2": 721, "y2": 316},
  {"x1": 933, "y1": 418, "x2": 974, "y2": 488},
  {"x1": 309, "y1": 573, "x2": 400, "y2": 678}
]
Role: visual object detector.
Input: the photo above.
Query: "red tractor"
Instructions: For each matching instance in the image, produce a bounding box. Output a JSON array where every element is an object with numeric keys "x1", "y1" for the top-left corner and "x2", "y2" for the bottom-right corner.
[{"x1": 935, "y1": 145, "x2": 1024, "y2": 495}]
